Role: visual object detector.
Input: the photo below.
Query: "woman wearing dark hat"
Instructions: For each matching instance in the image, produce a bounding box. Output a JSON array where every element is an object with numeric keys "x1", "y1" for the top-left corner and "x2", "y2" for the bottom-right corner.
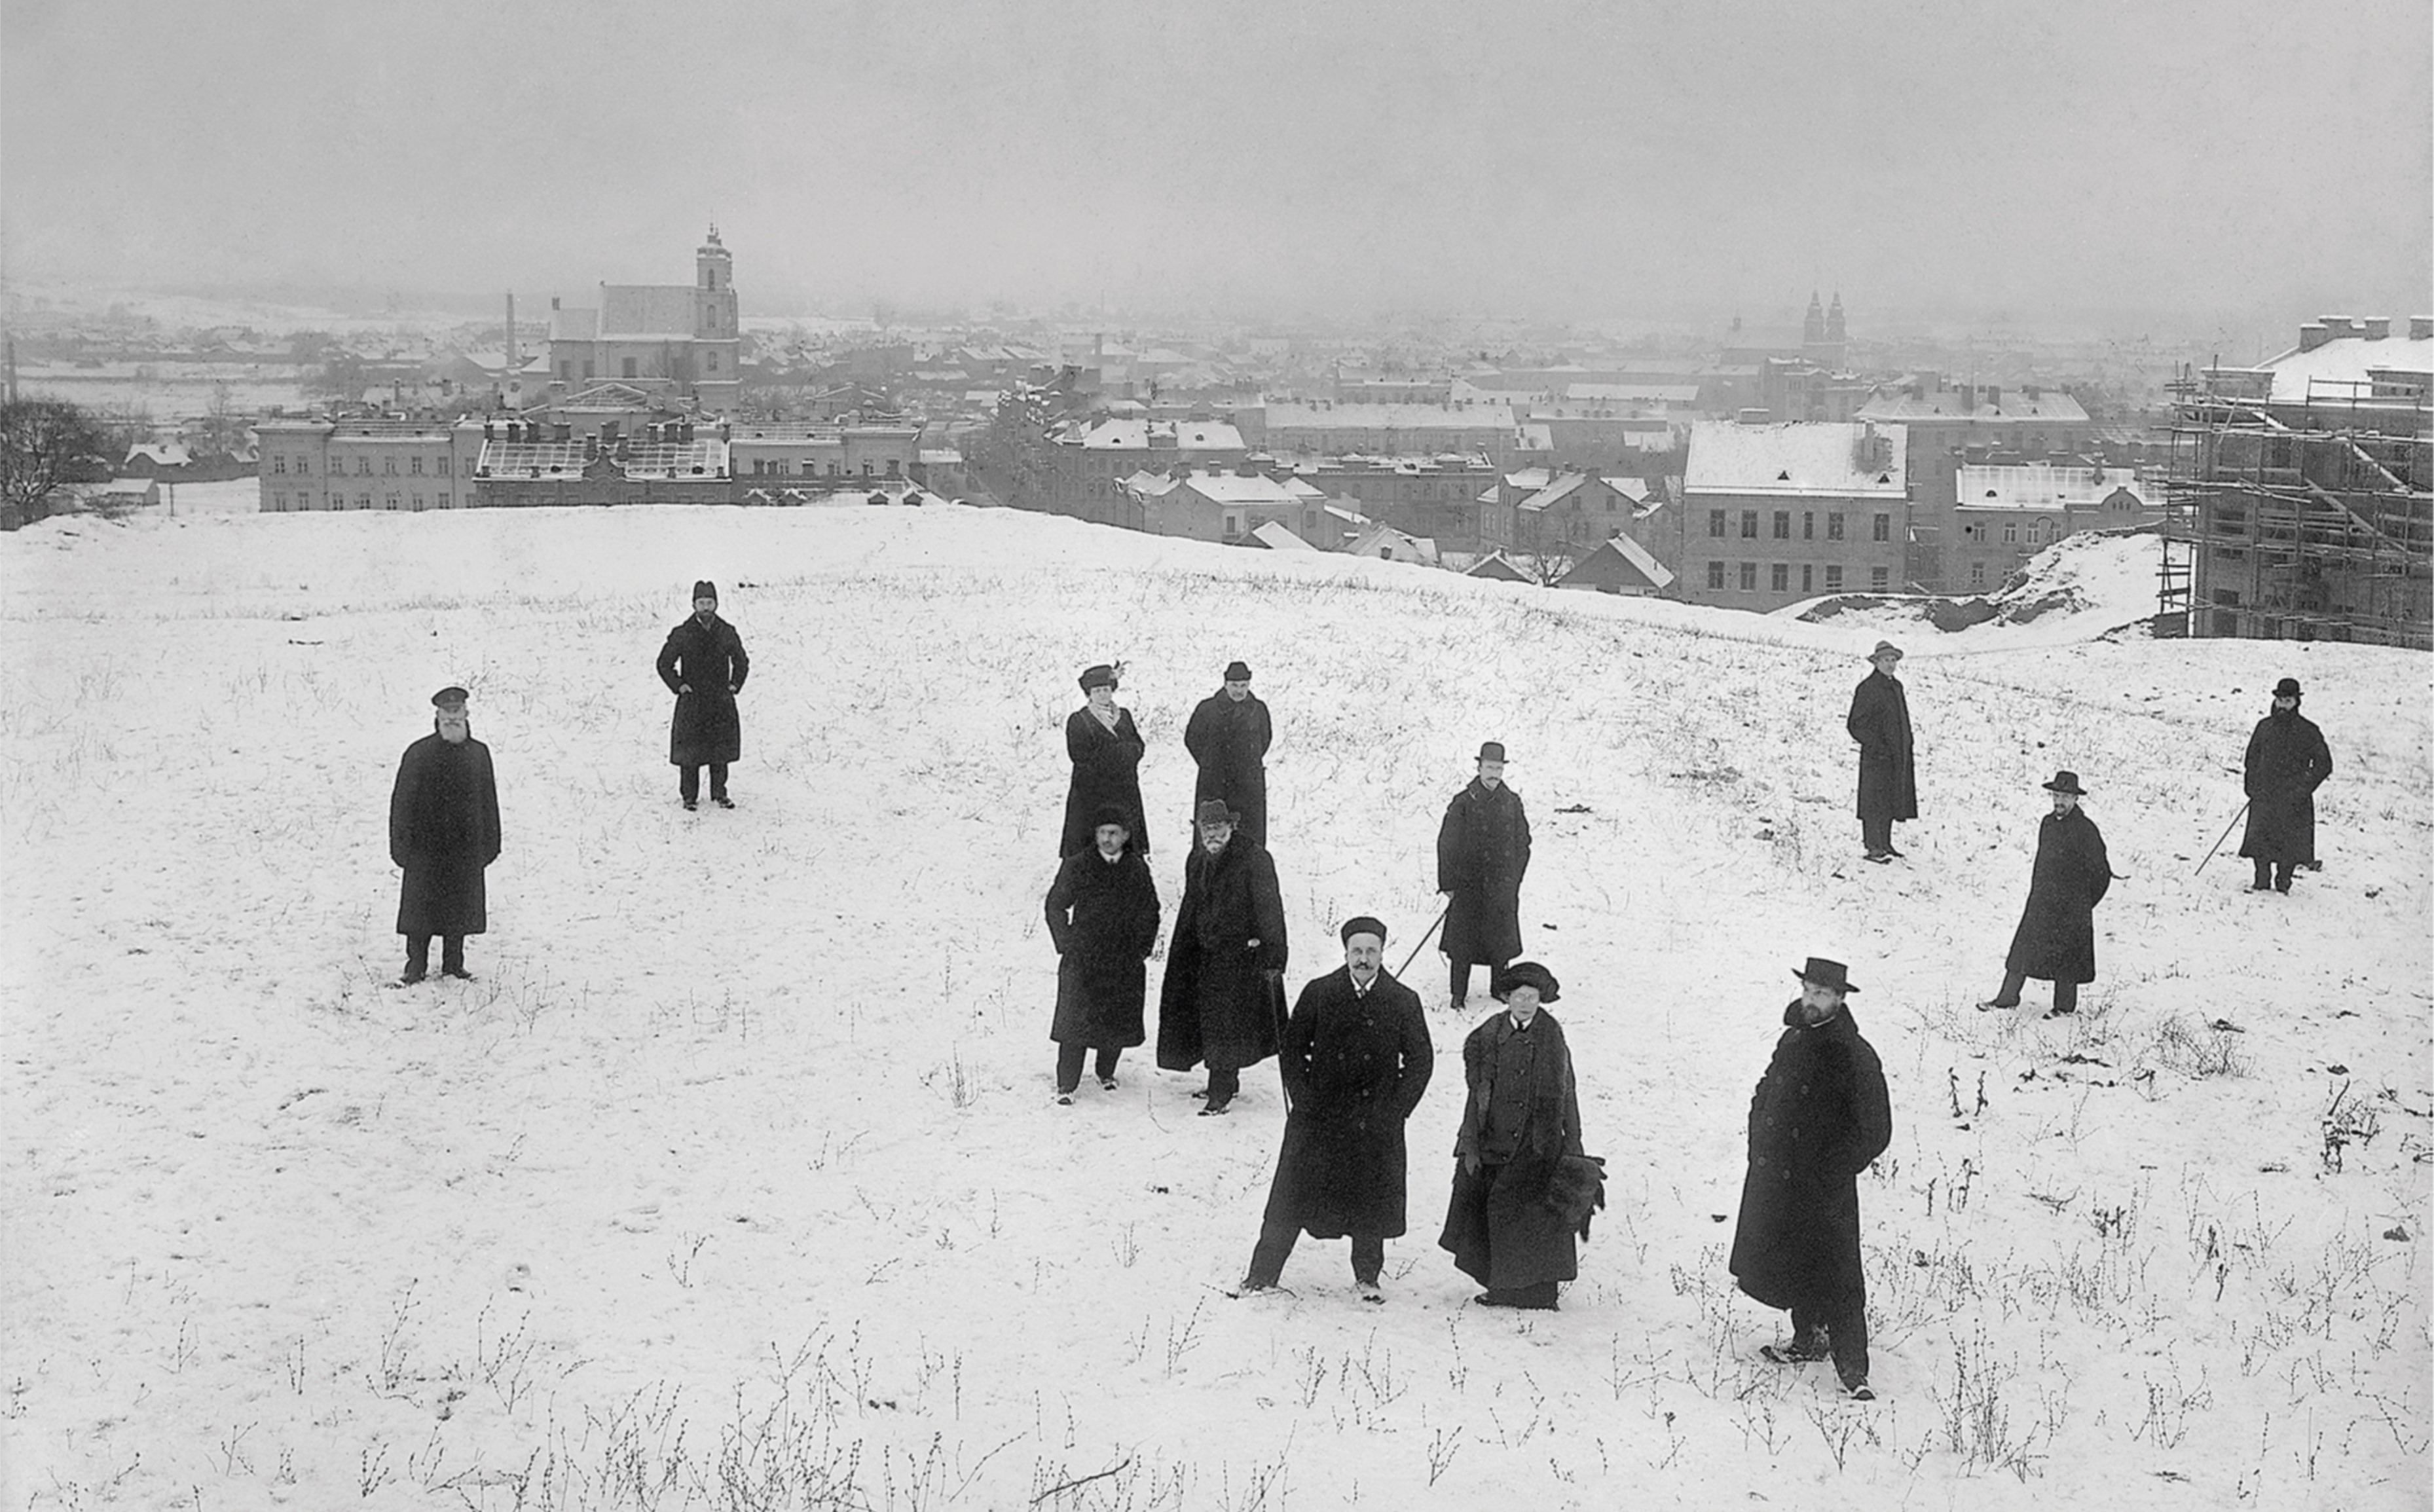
[
  {"x1": 1060, "y1": 664, "x2": 1151, "y2": 858},
  {"x1": 1043, "y1": 805, "x2": 1162, "y2": 1103},
  {"x1": 655, "y1": 581, "x2": 749, "y2": 811},
  {"x1": 1437, "y1": 961, "x2": 1583, "y2": 1310},
  {"x1": 1982, "y1": 771, "x2": 2112, "y2": 1016},
  {"x1": 2237, "y1": 676, "x2": 2332, "y2": 894},
  {"x1": 1730, "y1": 957, "x2": 1891, "y2": 1401}
]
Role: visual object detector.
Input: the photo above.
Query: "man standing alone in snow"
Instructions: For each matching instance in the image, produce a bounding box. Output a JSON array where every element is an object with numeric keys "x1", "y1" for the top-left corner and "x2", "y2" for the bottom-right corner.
[
  {"x1": 388, "y1": 686, "x2": 500, "y2": 985},
  {"x1": 657, "y1": 581, "x2": 748, "y2": 811},
  {"x1": 2238, "y1": 676, "x2": 2332, "y2": 894},
  {"x1": 1845, "y1": 641, "x2": 1915, "y2": 863}
]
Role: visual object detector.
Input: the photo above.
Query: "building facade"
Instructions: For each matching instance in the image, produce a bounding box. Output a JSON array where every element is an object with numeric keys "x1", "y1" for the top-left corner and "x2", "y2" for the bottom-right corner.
[
  {"x1": 1854, "y1": 378, "x2": 2095, "y2": 590},
  {"x1": 1678, "y1": 420, "x2": 1909, "y2": 610},
  {"x1": 1950, "y1": 463, "x2": 2166, "y2": 592},
  {"x1": 547, "y1": 228, "x2": 743, "y2": 412},
  {"x1": 257, "y1": 417, "x2": 487, "y2": 512}
]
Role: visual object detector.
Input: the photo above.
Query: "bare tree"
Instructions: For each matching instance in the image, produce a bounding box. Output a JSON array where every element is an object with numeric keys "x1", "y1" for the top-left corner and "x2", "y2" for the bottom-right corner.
[{"x1": 0, "y1": 399, "x2": 110, "y2": 530}]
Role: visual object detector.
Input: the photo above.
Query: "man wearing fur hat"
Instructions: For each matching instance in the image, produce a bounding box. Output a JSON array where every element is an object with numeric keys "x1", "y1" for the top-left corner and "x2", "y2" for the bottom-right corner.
[
  {"x1": 2238, "y1": 676, "x2": 2332, "y2": 894},
  {"x1": 1731, "y1": 957, "x2": 1892, "y2": 1401},
  {"x1": 1438, "y1": 961, "x2": 1585, "y2": 1310},
  {"x1": 388, "y1": 686, "x2": 501, "y2": 986},
  {"x1": 1236, "y1": 917, "x2": 1432, "y2": 1302},
  {"x1": 1845, "y1": 641, "x2": 1915, "y2": 864},
  {"x1": 1982, "y1": 771, "x2": 2112, "y2": 1017},
  {"x1": 1155, "y1": 800, "x2": 1288, "y2": 1116},
  {"x1": 1437, "y1": 742, "x2": 1532, "y2": 1010},
  {"x1": 1184, "y1": 660, "x2": 1273, "y2": 847},
  {"x1": 655, "y1": 581, "x2": 749, "y2": 811}
]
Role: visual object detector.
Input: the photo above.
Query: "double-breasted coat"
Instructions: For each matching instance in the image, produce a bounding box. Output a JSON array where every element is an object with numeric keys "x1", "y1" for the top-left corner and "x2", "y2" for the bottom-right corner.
[
  {"x1": 1437, "y1": 780, "x2": 1532, "y2": 965},
  {"x1": 655, "y1": 613, "x2": 748, "y2": 766},
  {"x1": 1044, "y1": 844, "x2": 1161, "y2": 1048},
  {"x1": 390, "y1": 724, "x2": 501, "y2": 937},
  {"x1": 1154, "y1": 836, "x2": 1288, "y2": 1073},
  {"x1": 2004, "y1": 807, "x2": 2112, "y2": 984},
  {"x1": 2238, "y1": 709, "x2": 2332, "y2": 864},
  {"x1": 1183, "y1": 690, "x2": 1273, "y2": 845},
  {"x1": 1060, "y1": 707, "x2": 1151, "y2": 857},
  {"x1": 1729, "y1": 1003, "x2": 1892, "y2": 1312},
  {"x1": 1259, "y1": 966, "x2": 1433, "y2": 1239},
  {"x1": 1438, "y1": 1009, "x2": 1584, "y2": 1291},
  {"x1": 1846, "y1": 669, "x2": 1917, "y2": 823}
]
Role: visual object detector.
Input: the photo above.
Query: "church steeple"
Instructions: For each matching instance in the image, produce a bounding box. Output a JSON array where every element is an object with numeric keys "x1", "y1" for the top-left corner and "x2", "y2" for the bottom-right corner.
[
  {"x1": 1803, "y1": 291, "x2": 1826, "y2": 345},
  {"x1": 1826, "y1": 291, "x2": 1846, "y2": 344}
]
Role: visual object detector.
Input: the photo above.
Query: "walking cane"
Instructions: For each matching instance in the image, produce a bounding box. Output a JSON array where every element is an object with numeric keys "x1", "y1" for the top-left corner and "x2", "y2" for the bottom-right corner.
[
  {"x1": 1397, "y1": 901, "x2": 1453, "y2": 978},
  {"x1": 2194, "y1": 800, "x2": 2249, "y2": 877},
  {"x1": 1264, "y1": 965, "x2": 1293, "y2": 1116}
]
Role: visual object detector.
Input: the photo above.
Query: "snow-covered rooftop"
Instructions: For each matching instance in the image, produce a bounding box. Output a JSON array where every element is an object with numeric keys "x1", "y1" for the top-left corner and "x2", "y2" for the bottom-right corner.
[
  {"x1": 2258, "y1": 329, "x2": 2434, "y2": 404},
  {"x1": 1684, "y1": 420, "x2": 1908, "y2": 498},
  {"x1": 1956, "y1": 463, "x2": 2156, "y2": 513}
]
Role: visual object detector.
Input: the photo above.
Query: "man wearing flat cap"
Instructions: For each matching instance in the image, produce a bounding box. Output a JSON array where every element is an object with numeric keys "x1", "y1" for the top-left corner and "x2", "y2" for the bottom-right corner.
[
  {"x1": 1185, "y1": 659, "x2": 1273, "y2": 847},
  {"x1": 1156, "y1": 799, "x2": 1288, "y2": 1115},
  {"x1": 1731, "y1": 956, "x2": 1892, "y2": 1401},
  {"x1": 1983, "y1": 771, "x2": 2112, "y2": 1017},
  {"x1": 1845, "y1": 641, "x2": 1916, "y2": 864},
  {"x1": 388, "y1": 686, "x2": 501, "y2": 986},
  {"x1": 1236, "y1": 916, "x2": 1432, "y2": 1302},
  {"x1": 656, "y1": 581, "x2": 749, "y2": 811},
  {"x1": 1437, "y1": 741, "x2": 1532, "y2": 1010},
  {"x1": 2238, "y1": 676, "x2": 2332, "y2": 894}
]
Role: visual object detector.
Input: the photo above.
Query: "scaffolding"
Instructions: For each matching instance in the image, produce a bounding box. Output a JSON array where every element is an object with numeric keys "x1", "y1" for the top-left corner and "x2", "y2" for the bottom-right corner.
[{"x1": 2162, "y1": 365, "x2": 2432, "y2": 649}]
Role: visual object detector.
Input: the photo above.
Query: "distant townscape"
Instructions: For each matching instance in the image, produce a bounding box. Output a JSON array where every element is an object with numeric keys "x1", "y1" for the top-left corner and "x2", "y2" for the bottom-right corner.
[{"x1": 3, "y1": 230, "x2": 2426, "y2": 648}]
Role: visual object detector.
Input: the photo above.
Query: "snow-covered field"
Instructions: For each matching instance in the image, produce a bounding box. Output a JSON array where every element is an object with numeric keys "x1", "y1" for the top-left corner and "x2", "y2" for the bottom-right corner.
[{"x1": 3, "y1": 504, "x2": 2427, "y2": 1511}]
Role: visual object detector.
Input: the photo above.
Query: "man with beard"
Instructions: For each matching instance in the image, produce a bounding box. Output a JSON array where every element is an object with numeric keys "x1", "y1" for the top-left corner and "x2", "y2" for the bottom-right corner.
[
  {"x1": 388, "y1": 686, "x2": 502, "y2": 986},
  {"x1": 2238, "y1": 676, "x2": 2333, "y2": 894},
  {"x1": 1156, "y1": 800, "x2": 1288, "y2": 1116},
  {"x1": 656, "y1": 580, "x2": 749, "y2": 811},
  {"x1": 1437, "y1": 741, "x2": 1531, "y2": 1011},
  {"x1": 1184, "y1": 660, "x2": 1273, "y2": 847}
]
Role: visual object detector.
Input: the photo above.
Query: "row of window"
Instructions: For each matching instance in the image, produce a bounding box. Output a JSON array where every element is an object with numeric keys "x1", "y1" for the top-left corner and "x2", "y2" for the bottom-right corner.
[
  {"x1": 1703, "y1": 561, "x2": 1891, "y2": 593},
  {"x1": 1708, "y1": 507, "x2": 1891, "y2": 542},
  {"x1": 270, "y1": 454, "x2": 455, "y2": 477},
  {"x1": 270, "y1": 492, "x2": 457, "y2": 511},
  {"x1": 1959, "y1": 519, "x2": 2056, "y2": 545},
  {"x1": 747, "y1": 458, "x2": 901, "y2": 477}
]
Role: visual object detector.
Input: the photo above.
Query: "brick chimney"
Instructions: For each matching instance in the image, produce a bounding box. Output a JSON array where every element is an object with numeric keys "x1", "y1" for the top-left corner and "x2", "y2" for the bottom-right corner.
[
  {"x1": 2319, "y1": 316, "x2": 2355, "y2": 340},
  {"x1": 2296, "y1": 323, "x2": 2331, "y2": 352},
  {"x1": 2361, "y1": 317, "x2": 2389, "y2": 340},
  {"x1": 2412, "y1": 316, "x2": 2434, "y2": 341}
]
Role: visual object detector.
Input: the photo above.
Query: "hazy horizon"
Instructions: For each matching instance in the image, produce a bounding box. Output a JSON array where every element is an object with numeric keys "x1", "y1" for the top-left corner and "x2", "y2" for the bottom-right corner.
[{"x1": 5, "y1": 0, "x2": 2427, "y2": 341}]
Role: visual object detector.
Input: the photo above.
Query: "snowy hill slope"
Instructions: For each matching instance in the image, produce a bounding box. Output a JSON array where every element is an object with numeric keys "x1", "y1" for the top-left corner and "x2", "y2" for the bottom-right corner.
[{"x1": 3, "y1": 505, "x2": 2427, "y2": 1511}]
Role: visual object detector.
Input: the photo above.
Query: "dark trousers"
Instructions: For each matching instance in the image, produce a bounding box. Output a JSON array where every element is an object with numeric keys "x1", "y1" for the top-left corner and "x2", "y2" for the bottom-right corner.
[
  {"x1": 1054, "y1": 1043, "x2": 1122, "y2": 1094},
  {"x1": 1449, "y1": 957, "x2": 1510, "y2": 1007},
  {"x1": 405, "y1": 934, "x2": 464, "y2": 975},
  {"x1": 1245, "y1": 1213, "x2": 1383, "y2": 1288},
  {"x1": 1995, "y1": 968, "x2": 2077, "y2": 1014},
  {"x1": 1791, "y1": 1296, "x2": 1871, "y2": 1388},
  {"x1": 1206, "y1": 1063, "x2": 1241, "y2": 1102},
  {"x1": 679, "y1": 763, "x2": 730, "y2": 803},
  {"x1": 2252, "y1": 858, "x2": 2295, "y2": 891},
  {"x1": 1862, "y1": 812, "x2": 1893, "y2": 853}
]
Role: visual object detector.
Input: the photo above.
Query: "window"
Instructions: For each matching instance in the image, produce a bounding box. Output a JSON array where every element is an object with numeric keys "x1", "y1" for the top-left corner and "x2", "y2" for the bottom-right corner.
[
  {"x1": 385, "y1": 492, "x2": 399, "y2": 510},
  {"x1": 1739, "y1": 562, "x2": 1758, "y2": 590},
  {"x1": 621, "y1": 357, "x2": 637, "y2": 378},
  {"x1": 1707, "y1": 561, "x2": 1725, "y2": 589},
  {"x1": 411, "y1": 456, "x2": 424, "y2": 475},
  {"x1": 560, "y1": 360, "x2": 572, "y2": 380},
  {"x1": 583, "y1": 361, "x2": 595, "y2": 379},
  {"x1": 384, "y1": 457, "x2": 396, "y2": 475},
  {"x1": 1771, "y1": 563, "x2": 1789, "y2": 591},
  {"x1": 2002, "y1": 522, "x2": 2018, "y2": 544},
  {"x1": 707, "y1": 352, "x2": 719, "y2": 373},
  {"x1": 1827, "y1": 512, "x2": 1845, "y2": 540},
  {"x1": 1872, "y1": 566, "x2": 1889, "y2": 589},
  {"x1": 272, "y1": 491, "x2": 286, "y2": 510},
  {"x1": 1801, "y1": 564, "x2": 1814, "y2": 593},
  {"x1": 1824, "y1": 564, "x2": 1843, "y2": 591},
  {"x1": 1741, "y1": 510, "x2": 1758, "y2": 538},
  {"x1": 1708, "y1": 509, "x2": 1726, "y2": 537},
  {"x1": 1803, "y1": 511, "x2": 1815, "y2": 540},
  {"x1": 357, "y1": 458, "x2": 372, "y2": 476},
  {"x1": 1773, "y1": 511, "x2": 1790, "y2": 540},
  {"x1": 438, "y1": 458, "x2": 450, "y2": 476},
  {"x1": 411, "y1": 493, "x2": 425, "y2": 512},
  {"x1": 1225, "y1": 514, "x2": 1242, "y2": 536},
  {"x1": 294, "y1": 456, "x2": 308, "y2": 475},
  {"x1": 887, "y1": 460, "x2": 901, "y2": 477},
  {"x1": 272, "y1": 455, "x2": 286, "y2": 474},
  {"x1": 356, "y1": 492, "x2": 372, "y2": 509},
  {"x1": 1970, "y1": 561, "x2": 1986, "y2": 587},
  {"x1": 1872, "y1": 513, "x2": 1890, "y2": 542}
]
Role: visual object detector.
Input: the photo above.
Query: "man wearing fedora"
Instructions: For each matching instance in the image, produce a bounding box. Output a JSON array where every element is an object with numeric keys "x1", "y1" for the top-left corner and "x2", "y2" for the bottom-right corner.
[
  {"x1": 1730, "y1": 957, "x2": 1892, "y2": 1401},
  {"x1": 1983, "y1": 772, "x2": 2112, "y2": 1016},
  {"x1": 2238, "y1": 676, "x2": 2332, "y2": 894},
  {"x1": 1236, "y1": 916, "x2": 1432, "y2": 1302},
  {"x1": 655, "y1": 580, "x2": 749, "y2": 811},
  {"x1": 1845, "y1": 641, "x2": 1915, "y2": 864},
  {"x1": 388, "y1": 686, "x2": 502, "y2": 986},
  {"x1": 1156, "y1": 799, "x2": 1289, "y2": 1115},
  {"x1": 1437, "y1": 741, "x2": 1532, "y2": 1011},
  {"x1": 1184, "y1": 659, "x2": 1273, "y2": 847}
]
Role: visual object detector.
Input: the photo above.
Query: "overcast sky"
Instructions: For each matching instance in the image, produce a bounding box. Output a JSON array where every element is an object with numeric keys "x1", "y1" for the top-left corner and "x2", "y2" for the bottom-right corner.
[{"x1": 3, "y1": 0, "x2": 2427, "y2": 334}]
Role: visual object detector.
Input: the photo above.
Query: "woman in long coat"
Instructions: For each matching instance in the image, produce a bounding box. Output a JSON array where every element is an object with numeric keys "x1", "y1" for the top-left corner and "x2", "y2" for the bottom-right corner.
[
  {"x1": 1438, "y1": 961, "x2": 1583, "y2": 1309},
  {"x1": 1044, "y1": 806, "x2": 1161, "y2": 1099},
  {"x1": 1060, "y1": 665, "x2": 1150, "y2": 857},
  {"x1": 1154, "y1": 803, "x2": 1287, "y2": 1113},
  {"x1": 1989, "y1": 771, "x2": 2111, "y2": 1016}
]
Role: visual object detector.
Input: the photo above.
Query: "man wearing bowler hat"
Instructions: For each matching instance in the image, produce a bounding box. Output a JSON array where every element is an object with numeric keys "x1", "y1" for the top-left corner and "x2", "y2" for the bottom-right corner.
[
  {"x1": 1236, "y1": 915, "x2": 1432, "y2": 1301},
  {"x1": 1983, "y1": 771, "x2": 2112, "y2": 1017},
  {"x1": 1156, "y1": 799, "x2": 1289, "y2": 1115},
  {"x1": 388, "y1": 685, "x2": 502, "y2": 986},
  {"x1": 2237, "y1": 676, "x2": 2332, "y2": 894},
  {"x1": 1731, "y1": 956, "x2": 1892, "y2": 1401},
  {"x1": 1437, "y1": 741, "x2": 1532, "y2": 1011},
  {"x1": 1185, "y1": 659, "x2": 1273, "y2": 847},
  {"x1": 1845, "y1": 640, "x2": 1915, "y2": 864},
  {"x1": 656, "y1": 580, "x2": 749, "y2": 811}
]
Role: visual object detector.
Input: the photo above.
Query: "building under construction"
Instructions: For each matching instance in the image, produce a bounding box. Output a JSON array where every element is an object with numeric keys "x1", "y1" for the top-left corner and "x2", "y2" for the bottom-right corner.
[{"x1": 2162, "y1": 316, "x2": 2431, "y2": 648}]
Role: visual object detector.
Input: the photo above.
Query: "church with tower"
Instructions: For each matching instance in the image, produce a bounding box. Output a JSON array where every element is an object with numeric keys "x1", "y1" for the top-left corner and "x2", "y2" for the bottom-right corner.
[
  {"x1": 545, "y1": 227, "x2": 743, "y2": 411},
  {"x1": 1801, "y1": 290, "x2": 1849, "y2": 369}
]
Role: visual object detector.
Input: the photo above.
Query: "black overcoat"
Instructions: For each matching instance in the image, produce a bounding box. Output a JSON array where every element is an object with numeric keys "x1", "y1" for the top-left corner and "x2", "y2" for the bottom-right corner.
[
  {"x1": 1437, "y1": 780, "x2": 1531, "y2": 965},
  {"x1": 1846, "y1": 669, "x2": 1917, "y2": 822},
  {"x1": 2238, "y1": 709, "x2": 2332, "y2": 864},
  {"x1": 2004, "y1": 806, "x2": 2112, "y2": 984},
  {"x1": 1154, "y1": 836, "x2": 1287, "y2": 1073},
  {"x1": 1438, "y1": 1009, "x2": 1584, "y2": 1291},
  {"x1": 1183, "y1": 690, "x2": 1273, "y2": 845},
  {"x1": 1044, "y1": 844, "x2": 1161, "y2": 1048},
  {"x1": 1060, "y1": 707, "x2": 1151, "y2": 857},
  {"x1": 1259, "y1": 967, "x2": 1433, "y2": 1239},
  {"x1": 390, "y1": 726, "x2": 500, "y2": 937},
  {"x1": 656, "y1": 613, "x2": 748, "y2": 766},
  {"x1": 1729, "y1": 1003, "x2": 1892, "y2": 1312}
]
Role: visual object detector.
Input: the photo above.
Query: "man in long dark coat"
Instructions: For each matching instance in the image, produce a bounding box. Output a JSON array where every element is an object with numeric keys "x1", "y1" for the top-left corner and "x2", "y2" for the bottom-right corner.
[
  {"x1": 388, "y1": 686, "x2": 501, "y2": 986},
  {"x1": 2238, "y1": 676, "x2": 2333, "y2": 894},
  {"x1": 1982, "y1": 771, "x2": 2112, "y2": 1018},
  {"x1": 1184, "y1": 659, "x2": 1273, "y2": 847},
  {"x1": 1437, "y1": 741, "x2": 1531, "y2": 1010},
  {"x1": 1155, "y1": 800, "x2": 1287, "y2": 1115},
  {"x1": 1845, "y1": 640, "x2": 1915, "y2": 863},
  {"x1": 1731, "y1": 957, "x2": 1892, "y2": 1401},
  {"x1": 655, "y1": 580, "x2": 748, "y2": 811},
  {"x1": 1060, "y1": 663, "x2": 1151, "y2": 857},
  {"x1": 1236, "y1": 917, "x2": 1433, "y2": 1302},
  {"x1": 1044, "y1": 806, "x2": 1161, "y2": 1102}
]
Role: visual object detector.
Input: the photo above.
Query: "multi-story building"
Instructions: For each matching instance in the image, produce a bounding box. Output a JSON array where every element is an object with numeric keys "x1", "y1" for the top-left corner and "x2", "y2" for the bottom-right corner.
[
  {"x1": 1679, "y1": 420, "x2": 1909, "y2": 610},
  {"x1": 1950, "y1": 462, "x2": 2166, "y2": 592},
  {"x1": 1855, "y1": 377, "x2": 2094, "y2": 589},
  {"x1": 1247, "y1": 400, "x2": 1519, "y2": 469},
  {"x1": 257, "y1": 416, "x2": 487, "y2": 512},
  {"x1": 1285, "y1": 454, "x2": 1507, "y2": 551},
  {"x1": 1123, "y1": 467, "x2": 1335, "y2": 544},
  {"x1": 729, "y1": 420, "x2": 923, "y2": 484},
  {"x1": 1037, "y1": 415, "x2": 1250, "y2": 525},
  {"x1": 546, "y1": 228, "x2": 743, "y2": 412}
]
